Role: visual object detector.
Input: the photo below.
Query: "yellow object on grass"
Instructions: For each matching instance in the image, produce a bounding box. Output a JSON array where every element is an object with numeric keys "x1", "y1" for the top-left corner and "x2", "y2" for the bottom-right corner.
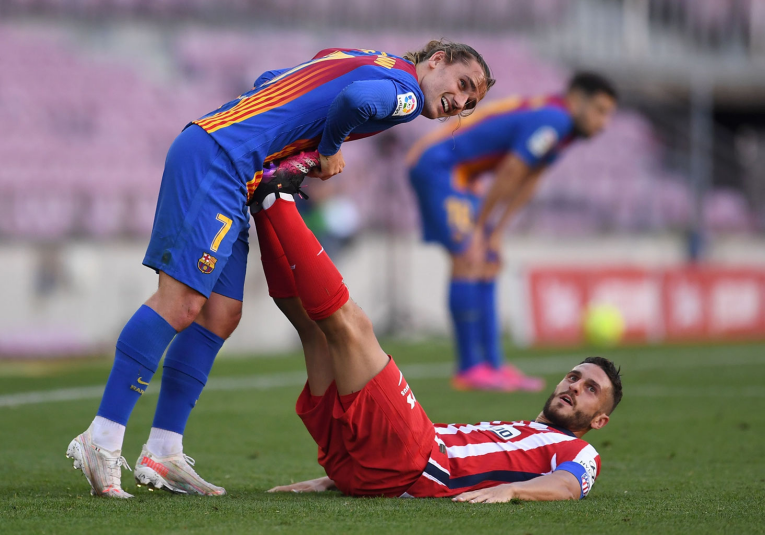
[{"x1": 584, "y1": 304, "x2": 625, "y2": 347}]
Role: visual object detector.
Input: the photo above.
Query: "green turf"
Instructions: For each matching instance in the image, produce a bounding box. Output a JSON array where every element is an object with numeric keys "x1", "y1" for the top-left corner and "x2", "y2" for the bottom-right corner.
[{"x1": 1, "y1": 340, "x2": 764, "y2": 534}]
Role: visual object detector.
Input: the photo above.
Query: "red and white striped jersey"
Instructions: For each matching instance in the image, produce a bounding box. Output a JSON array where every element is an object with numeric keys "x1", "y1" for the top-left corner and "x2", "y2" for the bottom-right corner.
[{"x1": 404, "y1": 420, "x2": 600, "y2": 499}]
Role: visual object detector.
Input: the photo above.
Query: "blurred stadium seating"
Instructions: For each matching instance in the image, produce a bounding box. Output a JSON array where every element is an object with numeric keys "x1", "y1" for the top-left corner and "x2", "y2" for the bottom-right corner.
[
  {"x1": 1, "y1": 0, "x2": 764, "y2": 357},
  {"x1": 1, "y1": 21, "x2": 755, "y2": 240}
]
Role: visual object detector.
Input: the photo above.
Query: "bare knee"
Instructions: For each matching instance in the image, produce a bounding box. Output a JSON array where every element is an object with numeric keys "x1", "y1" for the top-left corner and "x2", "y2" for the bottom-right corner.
[
  {"x1": 146, "y1": 275, "x2": 206, "y2": 331},
  {"x1": 318, "y1": 301, "x2": 373, "y2": 343},
  {"x1": 482, "y1": 259, "x2": 502, "y2": 280},
  {"x1": 196, "y1": 301, "x2": 243, "y2": 339},
  {"x1": 225, "y1": 307, "x2": 243, "y2": 335},
  {"x1": 156, "y1": 296, "x2": 205, "y2": 331},
  {"x1": 451, "y1": 253, "x2": 482, "y2": 280}
]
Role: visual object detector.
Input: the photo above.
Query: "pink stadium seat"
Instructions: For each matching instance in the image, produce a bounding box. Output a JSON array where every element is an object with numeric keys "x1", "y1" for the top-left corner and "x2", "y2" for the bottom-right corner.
[{"x1": 0, "y1": 24, "x2": 749, "y2": 238}]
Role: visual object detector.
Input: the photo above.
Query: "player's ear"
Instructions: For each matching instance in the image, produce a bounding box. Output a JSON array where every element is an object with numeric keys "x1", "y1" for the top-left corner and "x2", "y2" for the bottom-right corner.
[
  {"x1": 589, "y1": 413, "x2": 609, "y2": 431},
  {"x1": 428, "y1": 50, "x2": 446, "y2": 68}
]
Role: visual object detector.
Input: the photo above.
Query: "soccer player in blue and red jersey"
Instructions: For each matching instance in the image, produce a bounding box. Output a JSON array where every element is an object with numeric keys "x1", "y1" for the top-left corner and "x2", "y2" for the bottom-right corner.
[
  {"x1": 407, "y1": 73, "x2": 617, "y2": 392},
  {"x1": 250, "y1": 188, "x2": 621, "y2": 501},
  {"x1": 66, "y1": 41, "x2": 494, "y2": 498}
]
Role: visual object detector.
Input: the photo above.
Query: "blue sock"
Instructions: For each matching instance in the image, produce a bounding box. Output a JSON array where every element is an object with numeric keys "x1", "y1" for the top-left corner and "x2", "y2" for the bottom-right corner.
[
  {"x1": 97, "y1": 305, "x2": 177, "y2": 426},
  {"x1": 479, "y1": 279, "x2": 503, "y2": 369},
  {"x1": 152, "y1": 322, "x2": 224, "y2": 435},
  {"x1": 449, "y1": 279, "x2": 482, "y2": 372}
]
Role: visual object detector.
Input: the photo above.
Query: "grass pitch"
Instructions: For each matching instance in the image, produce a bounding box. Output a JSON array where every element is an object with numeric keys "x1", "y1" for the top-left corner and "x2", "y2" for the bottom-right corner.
[{"x1": 1, "y1": 340, "x2": 764, "y2": 534}]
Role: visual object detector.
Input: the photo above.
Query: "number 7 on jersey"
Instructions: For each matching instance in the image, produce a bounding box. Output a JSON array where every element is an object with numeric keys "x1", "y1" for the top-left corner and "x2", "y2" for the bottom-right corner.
[{"x1": 210, "y1": 214, "x2": 232, "y2": 252}]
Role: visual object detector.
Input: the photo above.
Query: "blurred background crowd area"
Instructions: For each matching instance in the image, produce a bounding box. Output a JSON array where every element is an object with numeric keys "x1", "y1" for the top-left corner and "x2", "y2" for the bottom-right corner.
[
  {"x1": 1, "y1": 0, "x2": 765, "y2": 241},
  {"x1": 2, "y1": 0, "x2": 765, "y2": 356}
]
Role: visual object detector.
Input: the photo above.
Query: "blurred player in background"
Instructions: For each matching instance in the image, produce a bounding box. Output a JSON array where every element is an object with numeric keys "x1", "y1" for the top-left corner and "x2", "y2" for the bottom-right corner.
[
  {"x1": 66, "y1": 41, "x2": 494, "y2": 498},
  {"x1": 407, "y1": 73, "x2": 618, "y2": 392},
  {"x1": 249, "y1": 187, "x2": 622, "y2": 501}
]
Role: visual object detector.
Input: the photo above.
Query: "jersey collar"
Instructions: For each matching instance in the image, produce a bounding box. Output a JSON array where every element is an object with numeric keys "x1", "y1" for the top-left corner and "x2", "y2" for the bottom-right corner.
[
  {"x1": 547, "y1": 94, "x2": 571, "y2": 113},
  {"x1": 548, "y1": 424, "x2": 576, "y2": 437}
]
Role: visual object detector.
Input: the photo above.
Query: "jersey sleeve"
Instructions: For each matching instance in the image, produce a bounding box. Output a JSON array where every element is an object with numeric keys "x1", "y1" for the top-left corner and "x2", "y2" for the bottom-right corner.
[
  {"x1": 317, "y1": 79, "x2": 399, "y2": 156},
  {"x1": 552, "y1": 442, "x2": 600, "y2": 499},
  {"x1": 509, "y1": 108, "x2": 573, "y2": 168},
  {"x1": 253, "y1": 68, "x2": 290, "y2": 87}
]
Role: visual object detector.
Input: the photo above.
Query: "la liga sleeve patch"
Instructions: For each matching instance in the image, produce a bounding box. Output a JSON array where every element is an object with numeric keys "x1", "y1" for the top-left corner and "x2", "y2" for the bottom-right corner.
[
  {"x1": 393, "y1": 92, "x2": 417, "y2": 117},
  {"x1": 527, "y1": 126, "x2": 559, "y2": 158}
]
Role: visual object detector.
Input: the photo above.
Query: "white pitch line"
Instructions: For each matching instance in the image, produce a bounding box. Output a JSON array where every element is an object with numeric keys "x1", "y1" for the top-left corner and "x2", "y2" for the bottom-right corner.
[
  {"x1": 0, "y1": 372, "x2": 310, "y2": 409},
  {"x1": 0, "y1": 386, "x2": 106, "y2": 408},
  {"x1": 0, "y1": 350, "x2": 764, "y2": 409},
  {"x1": 629, "y1": 385, "x2": 765, "y2": 398}
]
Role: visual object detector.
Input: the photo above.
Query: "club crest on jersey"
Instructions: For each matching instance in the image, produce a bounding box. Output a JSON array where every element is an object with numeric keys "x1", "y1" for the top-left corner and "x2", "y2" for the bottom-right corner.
[
  {"x1": 198, "y1": 252, "x2": 217, "y2": 274},
  {"x1": 581, "y1": 472, "x2": 592, "y2": 496},
  {"x1": 393, "y1": 92, "x2": 417, "y2": 117}
]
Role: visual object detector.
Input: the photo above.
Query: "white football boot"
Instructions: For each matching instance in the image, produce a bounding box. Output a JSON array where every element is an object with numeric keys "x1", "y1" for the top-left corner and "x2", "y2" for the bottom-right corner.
[
  {"x1": 134, "y1": 445, "x2": 226, "y2": 496},
  {"x1": 66, "y1": 426, "x2": 133, "y2": 498}
]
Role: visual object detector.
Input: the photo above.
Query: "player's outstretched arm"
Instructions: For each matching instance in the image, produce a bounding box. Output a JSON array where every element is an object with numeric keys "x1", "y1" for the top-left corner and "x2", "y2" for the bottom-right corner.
[
  {"x1": 309, "y1": 80, "x2": 399, "y2": 180},
  {"x1": 268, "y1": 476, "x2": 337, "y2": 493},
  {"x1": 486, "y1": 161, "x2": 544, "y2": 252},
  {"x1": 476, "y1": 154, "x2": 538, "y2": 231},
  {"x1": 452, "y1": 471, "x2": 581, "y2": 503},
  {"x1": 462, "y1": 154, "x2": 535, "y2": 266}
]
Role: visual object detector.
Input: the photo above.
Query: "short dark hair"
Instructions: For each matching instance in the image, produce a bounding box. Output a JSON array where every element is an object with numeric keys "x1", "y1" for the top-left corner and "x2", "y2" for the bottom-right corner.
[
  {"x1": 580, "y1": 356, "x2": 623, "y2": 413},
  {"x1": 568, "y1": 71, "x2": 618, "y2": 101}
]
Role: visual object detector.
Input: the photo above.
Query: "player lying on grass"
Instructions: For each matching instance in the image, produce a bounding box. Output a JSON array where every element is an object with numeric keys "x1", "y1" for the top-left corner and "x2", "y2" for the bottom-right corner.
[
  {"x1": 250, "y1": 183, "x2": 623, "y2": 501},
  {"x1": 66, "y1": 41, "x2": 494, "y2": 498},
  {"x1": 407, "y1": 73, "x2": 617, "y2": 392}
]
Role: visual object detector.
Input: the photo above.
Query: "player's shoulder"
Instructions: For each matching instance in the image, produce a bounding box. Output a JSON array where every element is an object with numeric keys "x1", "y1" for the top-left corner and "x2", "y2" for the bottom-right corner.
[
  {"x1": 375, "y1": 57, "x2": 423, "y2": 121},
  {"x1": 524, "y1": 98, "x2": 573, "y2": 130},
  {"x1": 342, "y1": 49, "x2": 422, "y2": 97},
  {"x1": 550, "y1": 430, "x2": 599, "y2": 474},
  {"x1": 373, "y1": 53, "x2": 420, "y2": 88},
  {"x1": 510, "y1": 99, "x2": 573, "y2": 162},
  {"x1": 314, "y1": 48, "x2": 416, "y2": 75},
  {"x1": 559, "y1": 435, "x2": 600, "y2": 479},
  {"x1": 568, "y1": 436, "x2": 599, "y2": 459},
  {"x1": 574, "y1": 442, "x2": 600, "y2": 482}
]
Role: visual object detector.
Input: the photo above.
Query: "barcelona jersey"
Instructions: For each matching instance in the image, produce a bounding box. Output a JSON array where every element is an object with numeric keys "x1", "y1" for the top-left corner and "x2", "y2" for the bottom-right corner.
[
  {"x1": 408, "y1": 94, "x2": 575, "y2": 188},
  {"x1": 407, "y1": 95, "x2": 576, "y2": 252},
  {"x1": 193, "y1": 48, "x2": 424, "y2": 199},
  {"x1": 143, "y1": 48, "x2": 423, "y2": 301}
]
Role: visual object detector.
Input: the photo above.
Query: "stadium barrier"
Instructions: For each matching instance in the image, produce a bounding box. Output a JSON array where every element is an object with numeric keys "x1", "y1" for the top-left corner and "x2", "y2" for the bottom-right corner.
[
  {"x1": 524, "y1": 265, "x2": 765, "y2": 346},
  {"x1": 2, "y1": 237, "x2": 764, "y2": 358}
]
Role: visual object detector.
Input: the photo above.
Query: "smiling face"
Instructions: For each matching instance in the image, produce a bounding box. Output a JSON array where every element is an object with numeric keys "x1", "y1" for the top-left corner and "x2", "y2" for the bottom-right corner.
[
  {"x1": 541, "y1": 363, "x2": 613, "y2": 434},
  {"x1": 417, "y1": 51, "x2": 487, "y2": 119}
]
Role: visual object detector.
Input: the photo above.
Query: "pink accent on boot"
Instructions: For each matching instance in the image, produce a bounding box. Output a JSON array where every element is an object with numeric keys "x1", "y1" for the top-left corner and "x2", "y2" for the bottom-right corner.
[
  {"x1": 452, "y1": 363, "x2": 519, "y2": 392},
  {"x1": 497, "y1": 364, "x2": 546, "y2": 392}
]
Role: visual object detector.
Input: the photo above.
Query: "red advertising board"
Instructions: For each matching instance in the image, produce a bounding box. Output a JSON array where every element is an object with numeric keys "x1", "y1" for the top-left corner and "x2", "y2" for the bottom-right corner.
[
  {"x1": 704, "y1": 268, "x2": 765, "y2": 339},
  {"x1": 526, "y1": 265, "x2": 765, "y2": 346},
  {"x1": 660, "y1": 267, "x2": 708, "y2": 341}
]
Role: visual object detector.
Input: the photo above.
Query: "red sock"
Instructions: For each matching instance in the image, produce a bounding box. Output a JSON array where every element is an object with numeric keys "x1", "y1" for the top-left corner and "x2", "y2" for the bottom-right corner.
[
  {"x1": 253, "y1": 210, "x2": 299, "y2": 299},
  {"x1": 262, "y1": 196, "x2": 349, "y2": 320}
]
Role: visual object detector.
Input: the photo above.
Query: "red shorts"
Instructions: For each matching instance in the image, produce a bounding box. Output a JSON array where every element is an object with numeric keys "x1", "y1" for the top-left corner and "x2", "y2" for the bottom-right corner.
[{"x1": 296, "y1": 357, "x2": 435, "y2": 497}]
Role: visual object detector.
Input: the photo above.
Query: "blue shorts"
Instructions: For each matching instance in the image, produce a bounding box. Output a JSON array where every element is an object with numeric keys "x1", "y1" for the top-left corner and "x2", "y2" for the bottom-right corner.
[
  {"x1": 409, "y1": 163, "x2": 480, "y2": 254},
  {"x1": 143, "y1": 125, "x2": 250, "y2": 301}
]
